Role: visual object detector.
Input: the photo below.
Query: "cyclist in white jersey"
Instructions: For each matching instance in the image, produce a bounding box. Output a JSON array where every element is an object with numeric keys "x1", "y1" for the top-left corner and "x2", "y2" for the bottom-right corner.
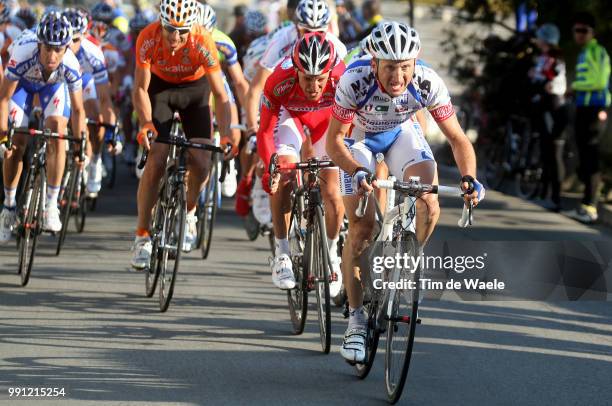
[
  {"x1": 0, "y1": 12, "x2": 87, "y2": 242},
  {"x1": 325, "y1": 22, "x2": 485, "y2": 363},
  {"x1": 64, "y1": 8, "x2": 118, "y2": 196},
  {"x1": 245, "y1": 0, "x2": 347, "y2": 137}
]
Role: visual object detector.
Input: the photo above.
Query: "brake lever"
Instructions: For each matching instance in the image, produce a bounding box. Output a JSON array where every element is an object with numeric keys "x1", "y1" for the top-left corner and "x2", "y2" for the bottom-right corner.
[
  {"x1": 137, "y1": 131, "x2": 153, "y2": 170},
  {"x1": 79, "y1": 132, "x2": 87, "y2": 162},
  {"x1": 218, "y1": 143, "x2": 232, "y2": 183}
]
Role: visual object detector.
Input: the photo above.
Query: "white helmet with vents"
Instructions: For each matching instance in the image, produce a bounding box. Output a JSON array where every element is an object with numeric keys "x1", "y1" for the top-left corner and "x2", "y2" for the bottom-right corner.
[{"x1": 367, "y1": 21, "x2": 421, "y2": 60}]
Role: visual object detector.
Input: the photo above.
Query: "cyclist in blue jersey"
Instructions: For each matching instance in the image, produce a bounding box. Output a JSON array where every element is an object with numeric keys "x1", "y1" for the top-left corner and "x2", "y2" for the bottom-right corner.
[
  {"x1": 64, "y1": 8, "x2": 118, "y2": 197},
  {"x1": 0, "y1": 12, "x2": 87, "y2": 241}
]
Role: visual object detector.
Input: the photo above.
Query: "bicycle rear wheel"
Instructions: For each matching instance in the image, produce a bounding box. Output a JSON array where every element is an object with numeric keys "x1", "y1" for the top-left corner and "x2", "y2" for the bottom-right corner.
[
  {"x1": 385, "y1": 232, "x2": 420, "y2": 404},
  {"x1": 311, "y1": 205, "x2": 331, "y2": 353},
  {"x1": 145, "y1": 200, "x2": 164, "y2": 297},
  {"x1": 159, "y1": 182, "x2": 186, "y2": 312},
  {"x1": 17, "y1": 170, "x2": 45, "y2": 287},
  {"x1": 198, "y1": 156, "x2": 219, "y2": 258},
  {"x1": 56, "y1": 165, "x2": 78, "y2": 256},
  {"x1": 516, "y1": 134, "x2": 542, "y2": 199},
  {"x1": 74, "y1": 174, "x2": 87, "y2": 233},
  {"x1": 287, "y1": 193, "x2": 308, "y2": 334},
  {"x1": 106, "y1": 152, "x2": 117, "y2": 189}
]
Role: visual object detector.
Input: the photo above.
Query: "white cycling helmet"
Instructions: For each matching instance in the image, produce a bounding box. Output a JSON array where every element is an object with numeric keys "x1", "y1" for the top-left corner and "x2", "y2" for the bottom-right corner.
[
  {"x1": 160, "y1": 0, "x2": 199, "y2": 29},
  {"x1": 368, "y1": 21, "x2": 420, "y2": 60},
  {"x1": 245, "y1": 10, "x2": 267, "y2": 35},
  {"x1": 197, "y1": 3, "x2": 216, "y2": 31},
  {"x1": 295, "y1": 0, "x2": 331, "y2": 31}
]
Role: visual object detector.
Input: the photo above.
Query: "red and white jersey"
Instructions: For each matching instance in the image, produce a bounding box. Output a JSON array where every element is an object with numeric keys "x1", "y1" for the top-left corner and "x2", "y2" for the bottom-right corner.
[{"x1": 257, "y1": 57, "x2": 345, "y2": 167}]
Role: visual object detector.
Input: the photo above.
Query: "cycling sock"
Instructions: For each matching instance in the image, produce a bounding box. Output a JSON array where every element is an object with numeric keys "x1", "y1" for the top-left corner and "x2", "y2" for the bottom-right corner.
[
  {"x1": 348, "y1": 306, "x2": 367, "y2": 330},
  {"x1": 327, "y1": 236, "x2": 339, "y2": 260},
  {"x1": 187, "y1": 206, "x2": 197, "y2": 217},
  {"x1": 136, "y1": 228, "x2": 150, "y2": 238},
  {"x1": 92, "y1": 153, "x2": 101, "y2": 163},
  {"x1": 275, "y1": 238, "x2": 290, "y2": 257},
  {"x1": 3, "y1": 187, "x2": 16, "y2": 208},
  {"x1": 46, "y1": 185, "x2": 60, "y2": 208}
]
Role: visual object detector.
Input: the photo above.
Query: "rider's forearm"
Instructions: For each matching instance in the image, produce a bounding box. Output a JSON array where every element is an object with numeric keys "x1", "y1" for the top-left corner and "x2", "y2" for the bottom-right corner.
[
  {"x1": 0, "y1": 99, "x2": 9, "y2": 133},
  {"x1": 439, "y1": 114, "x2": 478, "y2": 178},
  {"x1": 215, "y1": 100, "x2": 233, "y2": 140},
  {"x1": 228, "y1": 64, "x2": 249, "y2": 108},
  {"x1": 450, "y1": 136, "x2": 477, "y2": 178},
  {"x1": 98, "y1": 83, "x2": 116, "y2": 125},
  {"x1": 71, "y1": 104, "x2": 87, "y2": 139},
  {"x1": 245, "y1": 83, "x2": 262, "y2": 132},
  {"x1": 245, "y1": 67, "x2": 270, "y2": 132},
  {"x1": 328, "y1": 134, "x2": 359, "y2": 174},
  {"x1": 326, "y1": 119, "x2": 360, "y2": 174},
  {"x1": 234, "y1": 78, "x2": 249, "y2": 110},
  {"x1": 133, "y1": 86, "x2": 152, "y2": 126}
]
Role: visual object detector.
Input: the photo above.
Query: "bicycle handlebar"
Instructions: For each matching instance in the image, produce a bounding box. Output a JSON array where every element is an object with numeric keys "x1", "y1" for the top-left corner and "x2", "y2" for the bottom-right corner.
[
  {"x1": 86, "y1": 119, "x2": 119, "y2": 146},
  {"x1": 356, "y1": 178, "x2": 474, "y2": 227},
  {"x1": 136, "y1": 133, "x2": 232, "y2": 183}
]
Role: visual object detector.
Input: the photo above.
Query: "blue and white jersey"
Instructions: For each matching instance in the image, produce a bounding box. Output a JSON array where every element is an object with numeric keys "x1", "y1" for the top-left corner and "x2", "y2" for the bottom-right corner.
[
  {"x1": 75, "y1": 36, "x2": 109, "y2": 85},
  {"x1": 7, "y1": 27, "x2": 37, "y2": 54},
  {"x1": 243, "y1": 35, "x2": 269, "y2": 82},
  {"x1": 5, "y1": 39, "x2": 82, "y2": 93},
  {"x1": 332, "y1": 56, "x2": 454, "y2": 134}
]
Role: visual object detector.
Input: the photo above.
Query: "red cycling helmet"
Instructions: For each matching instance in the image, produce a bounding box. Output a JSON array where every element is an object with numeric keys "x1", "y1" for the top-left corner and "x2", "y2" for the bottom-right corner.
[{"x1": 291, "y1": 32, "x2": 337, "y2": 75}]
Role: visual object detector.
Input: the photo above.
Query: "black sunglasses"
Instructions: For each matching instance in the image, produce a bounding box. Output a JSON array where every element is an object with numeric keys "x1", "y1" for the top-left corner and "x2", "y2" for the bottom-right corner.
[
  {"x1": 72, "y1": 37, "x2": 81, "y2": 43},
  {"x1": 573, "y1": 27, "x2": 589, "y2": 34},
  {"x1": 43, "y1": 44, "x2": 67, "y2": 53},
  {"x1": 163, "y1": 24, "x2": 190, "y2": 35}
]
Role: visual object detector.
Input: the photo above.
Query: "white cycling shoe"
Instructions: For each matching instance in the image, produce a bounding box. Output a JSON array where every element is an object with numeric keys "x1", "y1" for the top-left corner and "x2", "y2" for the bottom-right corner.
[
  {"x1": 270, "y1": 254, "x2": 296, "y2": 290},
  {"x1": 252, "y1": 176, "x2": 272, "y2": 225},
  {"x1": 131, "y1": 236, "x2": 152, "y2": 270},
  {"x1": 86, "y1": 158, "x2": 103, "y2": 196},
  {"x1": 0, "y1": 207, "x2": 16, "y2": 243},
  {"x1": 182, "y1": 213, "x2": 197, "y2": 252},
  {"x1": 329, "y1": 256, "x2": 343, "y2": 299},
  {"x1": 43, "y1": 206, "x2": 62, "y2": 233},
  {"x1": 341, "y1": 327, "x2": 367, "y2": 364},
  {"x1": 221, "y1": 159, "x2": 237, "y2": 197}
]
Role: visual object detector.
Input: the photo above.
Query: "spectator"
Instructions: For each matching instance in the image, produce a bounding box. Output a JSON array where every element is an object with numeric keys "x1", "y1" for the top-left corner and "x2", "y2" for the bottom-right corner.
[
  {"x1": 529, "y1": 23, "x2": 568, "y2": 212},
  {"x1": 356, "y1": 0, "x2": 382, "y2": 41},
  {"x1": 564, "y1": 12, "x2": 611, "y2": 223},
  {"x1": 336, "y1": 0, "x2": 363, "y2": 45},
  {"x1": 229, "y1": 4, "x2": 250, "y2": 63}
]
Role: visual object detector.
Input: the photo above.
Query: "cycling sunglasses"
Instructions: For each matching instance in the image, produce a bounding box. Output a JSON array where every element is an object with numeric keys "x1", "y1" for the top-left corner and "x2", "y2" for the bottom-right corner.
[
  {"x1": 573, "y1": 27, "x2": 590, "y2": 34},
  {"x1": 43, "y1": 44, "x2": 68, "y2": 53},
  {"x1": 163, "y1": 24, "x2": 190, "y2": 35}
]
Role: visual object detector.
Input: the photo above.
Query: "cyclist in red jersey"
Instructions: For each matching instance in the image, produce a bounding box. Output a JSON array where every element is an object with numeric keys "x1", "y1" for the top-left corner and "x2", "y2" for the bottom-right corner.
[{"x1": 257, "y1": 32, "x2": 345, "y2": 297}]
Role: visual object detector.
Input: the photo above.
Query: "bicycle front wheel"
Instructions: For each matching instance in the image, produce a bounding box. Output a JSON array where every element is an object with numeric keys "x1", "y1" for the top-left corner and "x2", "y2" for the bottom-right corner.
[
  {"x1": 56, "y1": 165, "x2": 78, "y2": 256},
  {"x1": 17, "y1": 170, "x2": 45, "y2": 286},
  {"x1": 159, "y1": 182, "x2": 186, "y2": 312},
  {"x1": 385, "y1": 232, "x2": 421, "y2": 404},
  {"x1": 312, "y1": 205, "x2": 331, "y2": 353},
  {"x1": 74, "y1": 173, "x2": 87, "y2": 233},
  {"x1": 287, "y1": 194, "x2": 308, "y2": 334},
  {"x1": 199, "y1": 155, "x2": 219, "y2": 259},
  {"x1": 145, "y1": 200, "x2": 163, "y2": 297}
]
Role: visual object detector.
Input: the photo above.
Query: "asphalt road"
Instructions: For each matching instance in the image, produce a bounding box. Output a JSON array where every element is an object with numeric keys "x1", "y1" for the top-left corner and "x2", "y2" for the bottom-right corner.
[{"x1": 0, "y1": 161, "x2": 610, "y2": 406}]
